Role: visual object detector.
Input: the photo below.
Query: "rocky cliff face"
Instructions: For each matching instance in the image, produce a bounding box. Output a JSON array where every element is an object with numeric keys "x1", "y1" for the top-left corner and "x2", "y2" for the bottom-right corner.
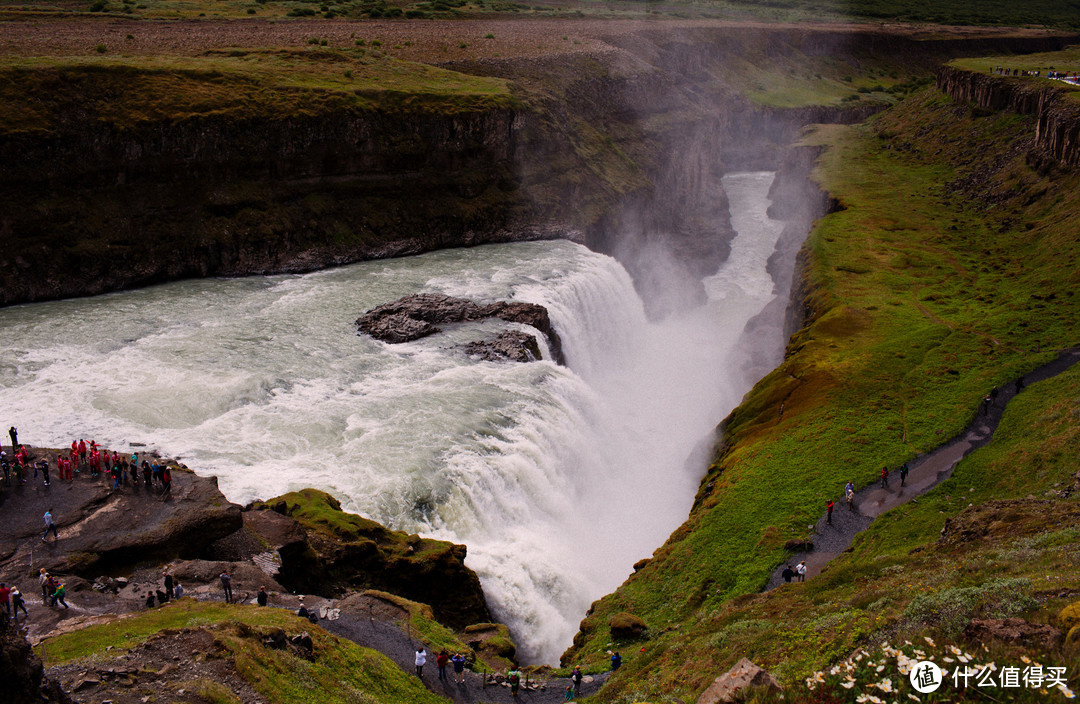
[
  {"x1": 2, "y1": 29, "x2": 1077, "y2": 309},
  {"x1": 937, "y1": 65, "x2": 1080, "y2": 167}
]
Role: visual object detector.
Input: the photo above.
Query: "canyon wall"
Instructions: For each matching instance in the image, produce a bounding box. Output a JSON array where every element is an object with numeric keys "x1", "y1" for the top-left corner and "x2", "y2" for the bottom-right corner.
[
  {"x1": 0, "y1": 27, "x2": 1076, "y2": 307},
  {"x1": 937, "y1": 65, "x2": 1080, "y2": 168}
]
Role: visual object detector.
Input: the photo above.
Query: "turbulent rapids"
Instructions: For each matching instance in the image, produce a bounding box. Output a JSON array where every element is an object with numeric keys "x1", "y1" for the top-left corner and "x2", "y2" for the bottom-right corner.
[{"x1": 0, "y1": 171, "x2": 789, "y2": 664}]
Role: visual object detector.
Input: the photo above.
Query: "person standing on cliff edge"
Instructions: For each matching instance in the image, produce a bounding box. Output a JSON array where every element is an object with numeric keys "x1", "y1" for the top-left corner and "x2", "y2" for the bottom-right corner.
[{"x1": 7, "y1": 427, "x2": 16, "y2": 454}]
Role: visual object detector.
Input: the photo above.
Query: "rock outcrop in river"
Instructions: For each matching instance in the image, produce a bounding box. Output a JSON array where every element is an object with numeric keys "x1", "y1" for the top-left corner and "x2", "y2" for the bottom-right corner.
[{"x1": 356, "y1": 293, "x2": 564, "y2": 363}]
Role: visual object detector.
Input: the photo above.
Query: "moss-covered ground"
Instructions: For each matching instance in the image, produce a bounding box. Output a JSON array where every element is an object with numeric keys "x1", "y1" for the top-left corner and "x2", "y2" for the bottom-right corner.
[
  {"x1": 0, "y1": 48, "x2": 513, "y2": 136},
  {"x1": 37, "y1": 599, "x2": 450, "y2": 704},
  {"x1": 565, "y1": 74, "x2": 1080, "y2": 702},
  {"x1": 2, "y1": 0, "x2": 1079, "y2": 27}
]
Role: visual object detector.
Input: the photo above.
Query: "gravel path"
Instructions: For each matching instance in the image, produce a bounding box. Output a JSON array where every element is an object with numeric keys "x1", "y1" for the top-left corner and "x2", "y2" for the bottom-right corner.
[
  {"x1": 765, "y1": 345, "x2": 1080, "y2": 590},
  {"x1": 322, "y1": 611, "x2": 610, "y2": 703}
]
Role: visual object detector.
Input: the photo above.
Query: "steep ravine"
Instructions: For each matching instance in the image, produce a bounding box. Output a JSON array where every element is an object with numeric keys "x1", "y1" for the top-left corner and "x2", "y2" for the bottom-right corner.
[{"x1": 2, "y1": 27, "x2": 1076, "y2": 308}]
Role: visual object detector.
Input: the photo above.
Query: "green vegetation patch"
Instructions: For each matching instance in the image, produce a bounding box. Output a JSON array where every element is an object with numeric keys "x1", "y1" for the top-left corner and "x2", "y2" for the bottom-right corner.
[
  {"x1": 570, "y1": 82, "x2": 1080, "y2": 702},
  {"x1": 0, "y1": 48, "x2": 513, "y2": 134},
  {"x1": 37, "y1": 599, "x2": 448, "y2": 704}
]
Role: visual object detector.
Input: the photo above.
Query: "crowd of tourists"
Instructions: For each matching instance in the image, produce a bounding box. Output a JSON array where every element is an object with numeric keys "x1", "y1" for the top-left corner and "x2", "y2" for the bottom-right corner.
[
  {"x1": 991, "y1": 66, "x2": 1080, "y2": 84},
  {"x1": 3, "y1": 427, "x2": 173, "y2": 495}
]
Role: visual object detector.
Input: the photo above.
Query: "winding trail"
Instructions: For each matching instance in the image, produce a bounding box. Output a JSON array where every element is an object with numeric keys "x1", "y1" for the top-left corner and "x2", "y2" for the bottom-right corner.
[{"x1": 765, "y1": 345, "x2": 1080, "y2": 589}]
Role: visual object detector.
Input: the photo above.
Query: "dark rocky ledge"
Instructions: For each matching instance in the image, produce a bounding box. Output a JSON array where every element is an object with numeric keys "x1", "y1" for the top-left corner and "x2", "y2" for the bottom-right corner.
[{"x1": 356, "y1": 293, "x2": 565, "y2": 364}]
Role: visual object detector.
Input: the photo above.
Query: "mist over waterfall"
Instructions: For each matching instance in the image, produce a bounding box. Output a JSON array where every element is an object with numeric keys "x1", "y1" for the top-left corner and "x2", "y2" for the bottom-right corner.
[{"x1": 0, "y1": 171, "x2": 789, "y2": 664}]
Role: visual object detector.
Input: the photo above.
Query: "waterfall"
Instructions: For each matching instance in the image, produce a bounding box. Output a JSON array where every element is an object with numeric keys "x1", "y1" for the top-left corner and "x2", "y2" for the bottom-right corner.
[{"x1": 0, "y1": 171, "x2": 789, "y2": 665}]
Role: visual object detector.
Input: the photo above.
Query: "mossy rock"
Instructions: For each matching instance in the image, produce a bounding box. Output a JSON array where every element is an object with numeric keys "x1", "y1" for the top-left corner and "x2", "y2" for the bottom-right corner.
[
  {"x1": 252, "y1": 489, "x2": 491, "y2": 629},
  {"x1": 609, "y1": 611, "x2": 648, "y2": 640},
  {"x1": 1058, "y1": 601, "x2": 1080, "y2": 632},
  {"x1": 1067, "y1": 625, "x2": 1080, "y2": 651},
  {"x1": 463, "y1": 622, "x2": 517, "y2": 665}
]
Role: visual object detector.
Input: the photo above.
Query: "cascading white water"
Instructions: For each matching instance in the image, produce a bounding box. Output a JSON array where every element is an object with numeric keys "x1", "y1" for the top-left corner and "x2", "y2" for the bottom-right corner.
[{"x1": 0, "y1": 171, "x2": 787, "y2": 664}]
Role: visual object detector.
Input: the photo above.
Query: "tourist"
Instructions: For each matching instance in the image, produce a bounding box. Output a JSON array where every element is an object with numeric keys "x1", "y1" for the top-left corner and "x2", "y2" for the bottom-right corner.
[
  {"x1": 42, "y1": 509, "x2": 58, "y2": 542},
  {"x1": 879, "y1": 466, "x2": 889, "y2": 489},
  {"x1": 52, "y1": 582, "x2": 69, "y2": 609},
  {"x1": 610, "y1": 651, "x2": 621, "y2": 670},
  {"x1": 38, "y1": 458, "x2": 50, "y2": 486},
  {"x1": 571, "y1": 665, "x2": 583, "y2": 694},
  {"x1": 173, "y1": 582, "x2": 184, "y2": 599},
  {"x1": 900, "y1": 462, "x2": 909, "y2": 487},
  {"x1": 437, "y1": 649, "x2": 449, "y2": 681},
  {"x1": 145, "y1": 591, "x2": 156, "y2": 609},
  {"x1": 257, "y1": 586, "x2": 268, "y2": 606},
  {"x1": 796, "y1": 561, "x2": 807, "y2": 582},
  {"x1": 142, "y1": 461, "x2": 152, "y2": 488},
  {"x1": 220, "y1": 570, "x2": 232, "y2": 603},
  {"x1": 164, "y1": 571, "x2": 174, "y2": 597},
  {"x1": 1, "y1": 452, "x2": 9, "y2": 486},
  {"x1": 297, "y1": 599, "x2": 310, "y2": 619},
  {"x1": 846, "y1": 487, "x2": 855, "y2": 511},
  {"x1": 508, "y1": 666, "x2": 521, "y2": 696},
  {"x1": 8, "y1": 426, "x2": 17, "y2": 454},
  {"x1": 452, "y1": 652, "x2": 467, "y2": 683},
  {"x1": 415, "y1": 647, "x2": 427, "y2": 677},
  {"x1": 156, "y1": 589, "x2": 169, "y2": 605},
  {"x1": 38, "y1": 569, "x2": 50, "y2": 601},
  {"x1": 781, "y1": 565, "x2": 795, "y2": 583},
  {"x1": 565, "y1": 685, "x2": 575, "y2": 700},
  {"x1": 0, "y1": 582, "x2": 10, "y2": 618},
  {"x1": 11, "y1": 587, "x2": 28, "y2": 620},
  {"x1": 161, "y1": 465, "x2": 172, "y2": 496},
  {"x1": 826, "y1": 500, "x2": 834, "y2": 525}
]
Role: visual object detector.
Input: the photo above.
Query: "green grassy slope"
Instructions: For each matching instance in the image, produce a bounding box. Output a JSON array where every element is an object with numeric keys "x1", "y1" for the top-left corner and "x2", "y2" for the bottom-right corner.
[
  {"x1": 564, "y1": 73, "x2": 1080, "y2": 702},
  {"x1": 38, "y1": 599, "x2": 450, "y2": 704}
]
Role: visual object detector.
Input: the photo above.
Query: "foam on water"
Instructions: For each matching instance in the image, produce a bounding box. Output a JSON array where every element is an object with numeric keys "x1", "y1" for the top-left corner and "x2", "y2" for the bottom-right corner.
[{"x1": 0, "y1": 171, "x2": 787, "y2": 664}]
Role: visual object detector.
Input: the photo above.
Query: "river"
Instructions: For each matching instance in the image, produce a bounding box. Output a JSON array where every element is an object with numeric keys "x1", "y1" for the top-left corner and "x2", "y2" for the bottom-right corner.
[{"x1": 0, "y1": 171, "x2": 789, "y2": 663}]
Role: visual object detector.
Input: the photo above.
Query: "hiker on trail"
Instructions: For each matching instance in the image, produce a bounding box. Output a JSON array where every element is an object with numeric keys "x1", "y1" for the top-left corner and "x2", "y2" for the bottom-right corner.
[
  {"x1": 436, "y1": 649, "x2": 449, "y2": 681},
  {"x1": 899, "y1": 462, "x2": 909, "y2": 487},
  {"x1": 220, "y1": 571, "x2": 233, "y2": 603},
  {"x1": 142, "y1": 461, "x2": 152, "y2": 488},
  {"x1": 452, "y1": 652, "x2": 467, "y2": 683},
  {"x1": 39, "y1": 569, "x2": 50, "y2": 600},
  {"x1": 8, "y1": 426, "x2": 16, "y2": 454},
  {"x1": 571, "y1": 665, "x2": 583, "y2": 694},
  {"x1": 42, "y1": 509, "x2": 58, "y2": 542},
  {"x1": 826, "y1": 500, "x2": 834, "y2": 525},
  {"x1": 78, "y1": 439, "x2": 87, "y2": 465},
  {"x1": 846, "y1": 487, "x2": 855, "y2": 511},
  {"x1": 565, "y1": 685, "x2": 575, "y2": 700},
  {"x1": 796, "y1": 561, "x2": 807, "y2": 582},
  {"x1": 11, "y1": 587, "x2": 27, "y2": 619},
  {"x1": 880, "y1": 466, "x2": 889, "y2": 489},
  {"x1": 0, "y1": 582, "x2": 10, "y2": 618},
  {"x1": 781, "y1": 565, "x2": 795, "y2": 583},
  {"x1": 257, "y1": 586, "x2": 268, "y2": 606},
  {"x1": 173, "y1": 582, "x2": 184, "y2": 599},
  {"x1": 1, "y1": 453, "x2": 9, "y2": 486},
  {"x1": 982, "y1": 394, "x2": 992, "y2": 416},
  {"x1": 508, "y1": 667, "x2": 522, "y2": 696},
  {"x1": 52, "y1": 582, "x2": 69, "y2": 609},
  {"x1": 415, "y1": 647, "x2": 427, "y2": 677},
  {"x1": 611, "y1": 651, "x2": 622, "y2": 670},
  {"x1": 37, "y1": 458, "x2": 50, "y2": 486},
  {"x1": 161, "y1": 465, "x2": 172, "y2": 496}
]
